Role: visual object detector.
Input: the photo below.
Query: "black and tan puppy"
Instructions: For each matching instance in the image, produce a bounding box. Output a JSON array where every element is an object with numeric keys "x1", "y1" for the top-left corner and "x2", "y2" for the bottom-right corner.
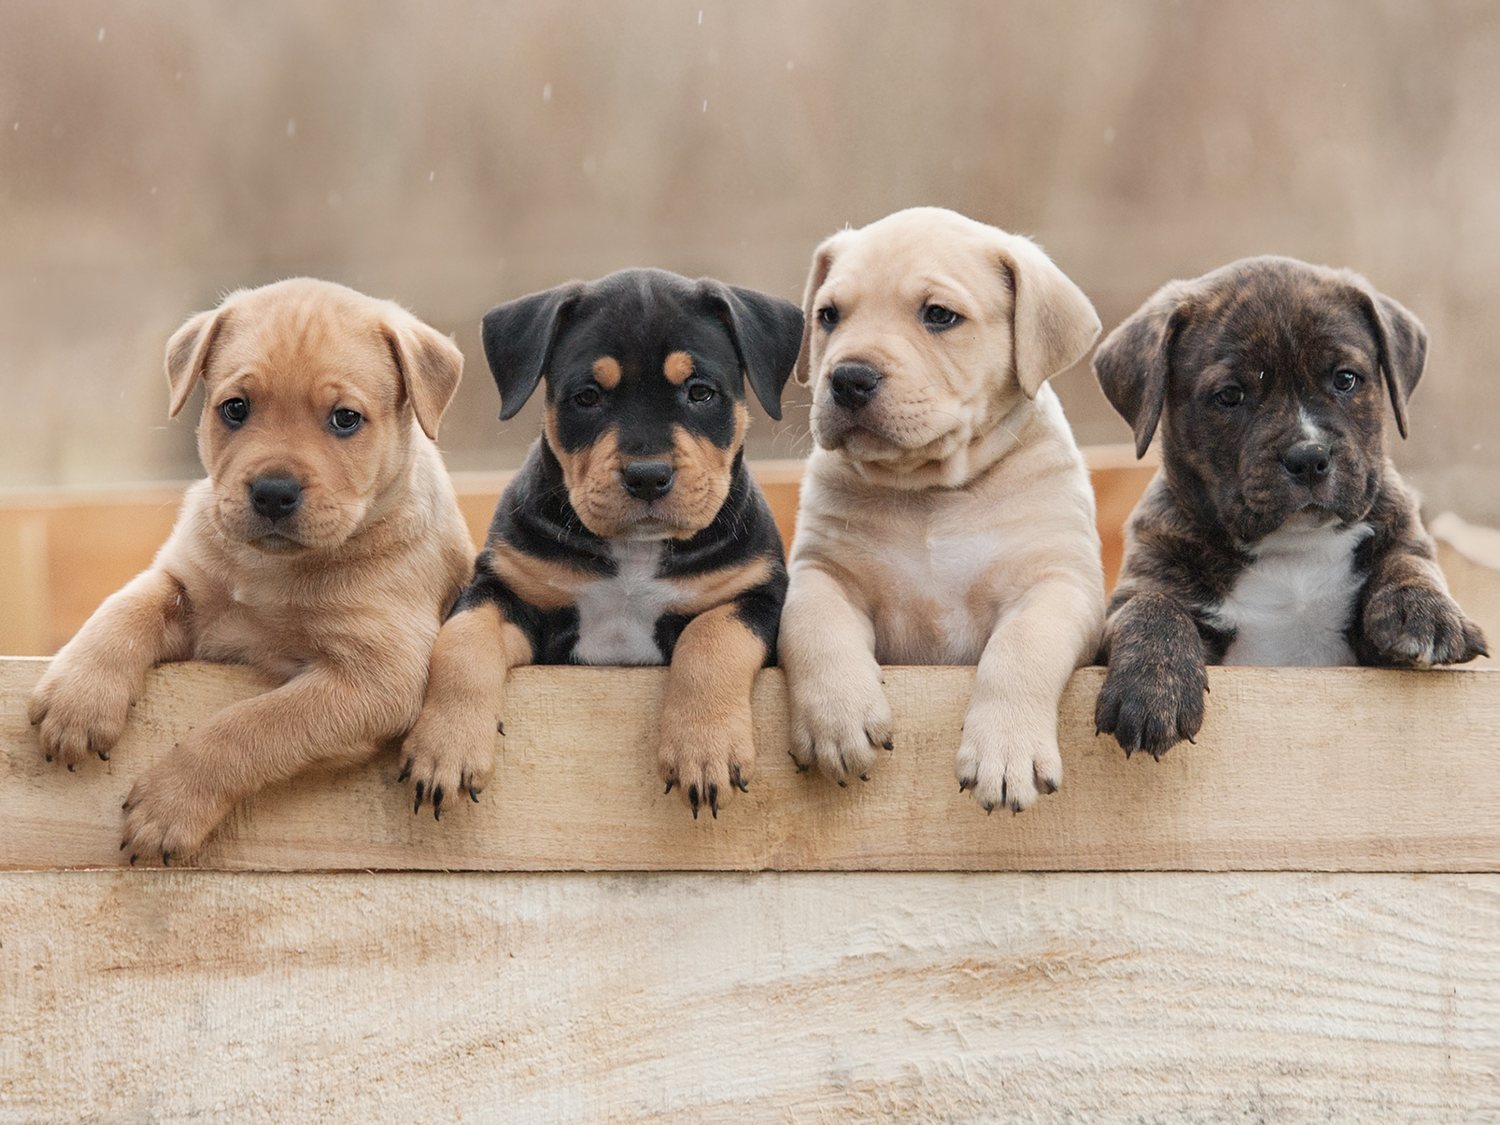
[
  {"x1": 1093, "y1": 256, "x2": 1487, "y2": 759},
  {"x1": 400, "y1": 268, "x2": 800, "y2": 818}
]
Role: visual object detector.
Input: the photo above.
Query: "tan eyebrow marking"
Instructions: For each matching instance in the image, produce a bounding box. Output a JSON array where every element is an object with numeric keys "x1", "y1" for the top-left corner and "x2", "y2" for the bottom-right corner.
[
  {"x1": 663, "y1": 351, "x2": 694, "y2": 385},
  {"x1": 591, "y1": 356, "x2": 622, "y2": 389}
]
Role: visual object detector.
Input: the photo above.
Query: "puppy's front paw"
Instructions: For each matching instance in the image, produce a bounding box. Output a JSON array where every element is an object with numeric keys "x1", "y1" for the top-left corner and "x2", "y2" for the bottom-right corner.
[
  {"x1": 28, "y1": 660, "x2": 134, "y2": 770},
  {"x1": 120, "y1": 753, "x2": 230, "y2": 865},
  {"x1": 1363, "y1": 584, "x2": 1489, "y2": 667},
  {"x1": 399, "y1": 700, "x2": 499, "y2": 821},
  {"x1": 659, "y1": 702, "x2": 754, "y2": 819},
  {"x1": 954, "y1": 701, "x2": 1062, "y2": 814},
  {"x1": 1094, "y1": 651, "x2": 1207, "y2": 760},
  {"x1": 787, "y1": 672, "x2": 893, "y2": 787}
]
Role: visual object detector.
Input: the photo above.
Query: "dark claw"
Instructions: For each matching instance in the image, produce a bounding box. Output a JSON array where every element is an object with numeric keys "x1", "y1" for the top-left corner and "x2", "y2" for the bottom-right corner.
[
  {"x1": 959, "y1": 778, "x2": 974, "y2": 793},
  {"x1": 984, "y1": 802, "x2": 995, "y2": 815},
  {"x1": 119, "y1": 840, "x2": 128, "y2": 851},
  {"x1": 98, "y1": 750, "x2": 110, "y2": 762},
  {"x1": 496, "y1": 721, "x2": 506, "y2": 736},
  {"x1": 162, "y1": 852, "x2": 172, "y2": 866},
  {"x1": 664, "y1": 779, "x2": 677, "y2": 795},
  {"x1": 708, "y1": 783, "x2": 719, "y2": 819},
  {"x1": 44, "y1": 755, "x2": 52, "y2": 763},
  {"x1": 414, "y1": 781, "x2": 425, "y2": 813},
  {"x1": 1183, "y1": 734, "x2": 1196, "y2": 746},
  {"x1": 837, "y1": 779, "x2": 847, "y2": 788},
  {"x1": 1150, "y1": 748, "x2": 1164, "y2": 762},
  {"x1": 469, "y1": 786, "x2": 480, "y2": 803},
  {"x1": 397, "y1": 758, "x2": 413, "y2": 783},
  {"x1": 1123, "y1": 746, "x2": 1135, "y2": 760},
  {"x1": 859, "y1": 773, "x2": 870, "y2": 783},
  {"x1": 735, "y1": 776, "x2": 749, "y2": 793},
  {"x1": 129, "y1": 854, "x2": 138, "y2": 866},
  {"x1": 882, "y1": 739, "x2": 893, "y2": 752},
  {"x1": 67, "y1": 763, "x2": 75, "y2": 772},
  {"x1": 1043, "y1": 779, "x2": 1058, "y2": 795},
  {"x1": 787, "y1": 751, "x2": 808, "y2": 773},
  {"x1": 689, "y1": 784, "x2": 700, "y2": 819},
  {"x1": 432, "y1": 786, "x2": 444, "y2": 820}
]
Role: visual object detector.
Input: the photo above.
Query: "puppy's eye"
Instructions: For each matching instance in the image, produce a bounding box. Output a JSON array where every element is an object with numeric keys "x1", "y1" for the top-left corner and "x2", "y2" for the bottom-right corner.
[
  {"x1": 329, "y1": 408, "x2": 363, "y2": 435},
  {"x1": 1215, "y1": 385, "x2": 1246, "y2": 407},
  {"x1": 219, "y1": 397, "x2": 249, "y2": 428},
  {"x1": 686, "y1": 383, "x2": 716, "y2": 404},
  {"x1": 922, "y1": 304, "x2": 962, "y2": 331},
  {"x1": 572, "y1": 386, "x2": 602, "y2": 409},
  {"x1": 1332, "y1": 369, "x2": 1363, "y2": 394},
  {"x1": 816, "y1": 306, "x2": 839, "y2": 331}
]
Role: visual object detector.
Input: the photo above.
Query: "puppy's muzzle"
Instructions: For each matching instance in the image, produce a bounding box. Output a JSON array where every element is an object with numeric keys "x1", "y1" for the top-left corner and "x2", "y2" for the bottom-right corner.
[
  {"x1": 829, "y1": 363, "x2": 882, "y2": 412},
  {"x1": 621, "y1": 460, "x2": 675, "y2": 501},
  {"x1": 249, "y1": 475, "x2": 304, "y2": 521},
  {"x1": 1280, "y1": 440, "x2": 1332, "y2": 484}
]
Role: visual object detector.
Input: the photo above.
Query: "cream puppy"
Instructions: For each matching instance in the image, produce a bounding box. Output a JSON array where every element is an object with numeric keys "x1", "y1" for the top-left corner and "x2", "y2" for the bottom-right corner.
[{"x1": 779, "y1": 207, "x2": 1105, "y2": 813}]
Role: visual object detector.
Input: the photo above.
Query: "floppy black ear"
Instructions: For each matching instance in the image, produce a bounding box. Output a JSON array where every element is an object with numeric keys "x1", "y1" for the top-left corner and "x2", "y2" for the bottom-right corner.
[
  {"x1": 1093, "y1": 280, "x2": 1192, "y2": 459},
  {"x1": 698, "y1": 281, "x2": 803, "y2": 420},
  {"x1": 481, "y1": 282, "x2": 586, "y2": 420},
  {"x1": 1347, "y1": 279, "x2": 1427, "y2": 440}
]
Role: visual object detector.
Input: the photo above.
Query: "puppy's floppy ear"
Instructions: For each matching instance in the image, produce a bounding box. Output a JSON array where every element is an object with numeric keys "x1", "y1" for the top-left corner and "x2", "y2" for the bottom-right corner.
[
  {"x1": 793, "y1": 230, "x2": 850, "y2": 387},
  {"x1": 481, "y1": 282, "x2": 586, "y2": 420},
  {"x1": 1093, "y1": 280, "x2": 1192, "y2": 459},
  {"x1": 164, "y1": 301, "x2": 234, "y2": 418},
  {"x1": 995, "y1": 233, "x2": 1102, "y2": 398},
  {"x1": 382, "y1": 308, "x2": 464, "y2": 441},
  {"x1": 1346, "y1": 275, "x2": 1428, "y2": 440},
  {"x1": 698, "y1": 281, "x2": 803, "y2": 420}
]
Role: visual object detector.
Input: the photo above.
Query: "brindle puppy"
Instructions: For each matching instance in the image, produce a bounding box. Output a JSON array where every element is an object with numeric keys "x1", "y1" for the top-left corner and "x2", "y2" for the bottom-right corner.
[
  {"x1": 399, "y1": 268, "x2": 800, "y2": 818},
  {"x1": 1094, "y1": 256, "x2": 1487, "y2": 759}
]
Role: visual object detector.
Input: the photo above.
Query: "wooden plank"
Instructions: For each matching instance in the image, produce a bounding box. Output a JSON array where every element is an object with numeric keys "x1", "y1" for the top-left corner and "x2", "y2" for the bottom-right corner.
[
  {"x1": 2, "y1": 658, "x2": 1497, "y2": 873},
  {"x1": 0, "y1": 870, "x2": 1495, "y2": 1122}
]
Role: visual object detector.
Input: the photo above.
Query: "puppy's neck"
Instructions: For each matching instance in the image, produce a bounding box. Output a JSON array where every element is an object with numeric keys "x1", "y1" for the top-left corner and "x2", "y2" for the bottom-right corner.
[{"x1": 841, "y1": 393, "x2": 1041, "y2": 492}]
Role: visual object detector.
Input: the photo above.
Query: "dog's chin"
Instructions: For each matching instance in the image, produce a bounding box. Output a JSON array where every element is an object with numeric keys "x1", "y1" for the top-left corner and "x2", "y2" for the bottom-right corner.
[
  {"x1": 574, "y1": 501, "x2": 710, "y2": 543},
  {"x1": 814, "y1": 409, "x2": 950, "y2": 463},
  {"x1": 215, "y1": 506, "x2": 360, "y2": 556},
  {"x1": 1229, "y1": 487, "x2": 1370, "y2": 543}
]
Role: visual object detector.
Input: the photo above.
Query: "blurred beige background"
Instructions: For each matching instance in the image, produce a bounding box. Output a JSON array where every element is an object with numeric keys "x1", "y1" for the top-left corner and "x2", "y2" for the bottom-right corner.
[{"x1": 2, "y1": 0, "x2": 1497, "y2": 521}]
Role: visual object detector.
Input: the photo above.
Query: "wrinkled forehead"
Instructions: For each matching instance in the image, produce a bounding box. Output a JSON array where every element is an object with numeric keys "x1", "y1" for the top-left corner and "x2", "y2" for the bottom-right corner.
[
  {"x1": 207, "y1": 296, "x2": 398, "y2": 396},
  {"x1": 1181, "y1": 274, "x2": 1379, "y2": 379},
  {"x1": 825, "y1": 224, "x2": 1006, "y2": 312},
  {"x1": 556, "y1": 291, "x2": 733, "y2": 373}
]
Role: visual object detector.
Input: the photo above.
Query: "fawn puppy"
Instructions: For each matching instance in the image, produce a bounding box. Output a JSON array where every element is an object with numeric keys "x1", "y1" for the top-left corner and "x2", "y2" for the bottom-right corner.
[{"x1": 28, "y1": 278, "x2": 472, "y2": 862}]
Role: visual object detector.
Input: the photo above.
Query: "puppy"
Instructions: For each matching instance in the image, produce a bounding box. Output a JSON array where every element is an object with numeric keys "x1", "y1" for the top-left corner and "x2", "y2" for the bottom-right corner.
[
  {"x1": 1093, "y1": 256, "x2": 1488, "y2": 759},
  {"x1": 779, "y1": 207, "x2": 1106, "y2": 813},
  {"x1": 399, "y1": 268, "x2": 800, "y2": 819},
  {"x1": 27, "y1": 279, "x2": 473, "y2": 863}
]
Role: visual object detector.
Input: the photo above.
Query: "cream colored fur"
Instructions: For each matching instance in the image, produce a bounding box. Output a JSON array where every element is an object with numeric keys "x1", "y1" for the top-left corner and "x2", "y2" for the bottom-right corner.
[{"x1": 780, "y1": 208, "x2": 1105, "y2": 812}]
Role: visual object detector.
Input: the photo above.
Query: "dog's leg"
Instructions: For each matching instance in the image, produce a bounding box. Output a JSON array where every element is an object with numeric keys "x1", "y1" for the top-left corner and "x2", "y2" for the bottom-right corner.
[
  {"x1": 958, "y1": 577, "x2": 1101, "y2": 812},
  {"x1": 1093, "y1": 592, "x2": 1209, "y2": 760},
  {"x1": 119, "y1": 657, "x2": 426, "y2": 863},
  {"x1": 1358, "y1": 528, "x2": 1488, "y2": 667},
  {"x1": 779, "y1": 565, "x2": 893, "y2": 786},
  {"x1": 401, "y1": 601, "x2": 534, "y2": 815},
  {"x1": 29, "y1": 568, "x2": 192, "y2": 769},
  {"x1": 659, "y1": 594, "x2": 775, "y2": 818}
]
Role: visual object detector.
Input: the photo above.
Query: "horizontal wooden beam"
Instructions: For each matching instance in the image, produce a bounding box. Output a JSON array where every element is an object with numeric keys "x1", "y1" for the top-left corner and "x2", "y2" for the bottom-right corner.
[
  {"x1": 3, "y1": 658, "x2": 1496, "y2": 873},
  {"x1": 2, "y1": 870, "x2": 1496, "y2": 1120}
]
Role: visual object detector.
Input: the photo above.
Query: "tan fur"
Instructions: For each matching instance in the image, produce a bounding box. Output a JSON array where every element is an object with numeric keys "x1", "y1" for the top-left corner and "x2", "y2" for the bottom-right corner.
[
  {"x1": 591, "y1": 356, "x2": 622, "y2": 390},
  {"x1": 487, "y1": 544, "x2": 594, "y2": 611},
  {"x1": 398, "y1": 600, "x2": 533, "y2": 805},
  {"x1": 27, "y1": 278, "x2": 473, "y2": 862},
  {"x1": 663, "y1": 350, "x2": 694, "y2": 385},
  {"x1": 664, "y1": 556, "x2": 774, "y2": 617},
  {"x1": 779, "y1": 208, "x2": 1106, "y2": 812},
  {"x1": 658, "y1": 602, "x2": 766, "y2": 805}
]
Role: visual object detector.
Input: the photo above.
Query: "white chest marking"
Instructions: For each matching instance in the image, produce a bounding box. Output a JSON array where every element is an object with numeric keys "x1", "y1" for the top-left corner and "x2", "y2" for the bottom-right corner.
[
  {"x1": 573, "y1": 541, "x2": 675, "y2": 665},
  {"x1": 1214, "y1": 520, "x2": 1372, "y2": 666}
]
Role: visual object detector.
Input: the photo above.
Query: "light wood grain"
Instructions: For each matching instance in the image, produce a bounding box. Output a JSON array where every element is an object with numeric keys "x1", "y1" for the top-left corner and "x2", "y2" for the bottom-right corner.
[
  {"x1": 0, "y1": 870, "x2": 1495, "y2": 1122},
  {"x1": 3, "y1": 658, "x2": 1497, "y2": 873}
]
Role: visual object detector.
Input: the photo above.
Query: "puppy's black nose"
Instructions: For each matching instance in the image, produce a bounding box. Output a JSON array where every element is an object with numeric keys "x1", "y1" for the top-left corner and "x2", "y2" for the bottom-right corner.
[
  {"x1": 621, "y1": 461, "x2": 675, "y2": 501},
  {"x1": 249, "y1": 476, "x2": 303, "y2": 520},
  {"x1": 1280, "y1": 441, "x2": 1332, "y2": 482},
  {"x1": 830, "y1": 363, "x2": 882, "y2": 411}
]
